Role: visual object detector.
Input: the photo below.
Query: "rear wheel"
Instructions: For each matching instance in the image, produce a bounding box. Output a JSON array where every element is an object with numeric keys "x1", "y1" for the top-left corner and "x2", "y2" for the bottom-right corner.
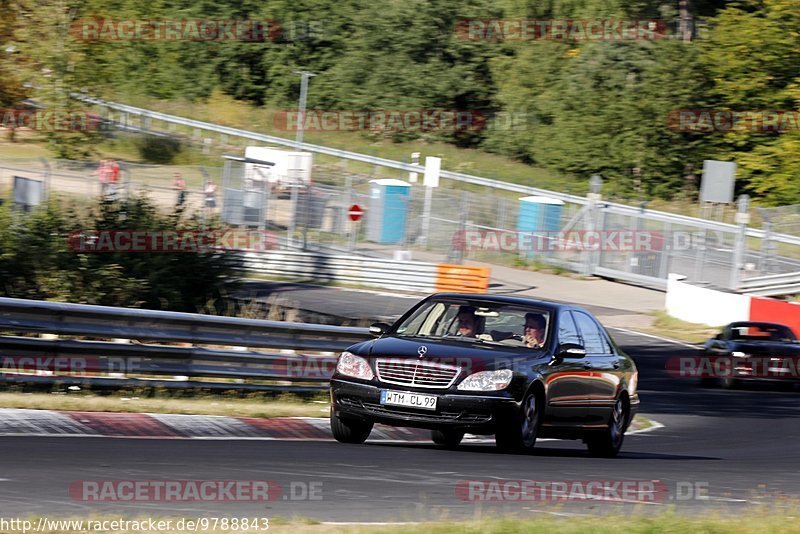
[
  {"x1": 586, "y1": 396, "x2": 629, "y2": 458},
  {"x1": 699, "y1": 377, "x2": 717, "y2": 388},
  {"x1": 495, "y1": 391, "x2": 540, "y2": 453},
  {"x1": 330, "y1": 410, "x2": 373, "y2": 444},
  {"x1": 720, "y1": 376, "x2": 740, "y2": 389},
  {"x1": 431, "y1": 429, "x2": 464, "y2": 448}
]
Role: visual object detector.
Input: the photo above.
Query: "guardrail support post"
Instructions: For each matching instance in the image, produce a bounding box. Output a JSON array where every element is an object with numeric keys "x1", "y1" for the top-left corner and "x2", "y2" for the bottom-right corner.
[
  {"x1": 659, "y1": 221, "x2": 672, "y2": 279},
  {"x1": 420, "y1": 184, "x2": 433, "y2": 249},
  {"x1": 582, "y1": 175, "x2": 602, "y2": 276}
]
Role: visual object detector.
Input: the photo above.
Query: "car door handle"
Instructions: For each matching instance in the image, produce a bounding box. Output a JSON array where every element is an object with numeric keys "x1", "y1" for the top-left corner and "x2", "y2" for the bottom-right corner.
[{"x1": 583, "y1": 361, "x2": 592, "y2": 369}]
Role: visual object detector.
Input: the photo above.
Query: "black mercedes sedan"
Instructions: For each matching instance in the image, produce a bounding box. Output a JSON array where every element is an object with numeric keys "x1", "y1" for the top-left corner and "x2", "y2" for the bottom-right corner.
[
  {"x1": 701, "y1": 321, "x2": 800, "y2": 388},
  {"x1": 329, "y1": 293, "x2": 639, "y2": 457}
]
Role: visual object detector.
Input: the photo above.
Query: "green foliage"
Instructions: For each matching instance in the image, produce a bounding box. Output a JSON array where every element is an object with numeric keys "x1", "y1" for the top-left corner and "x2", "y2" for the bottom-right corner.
[
  {"x1": 4, "y1": 0, "x2": 800, "y2": 203},
  {"x1": 698, "y1": 0, "x2": 800, "y2": 205},
  {"x1": 134, "y1": 134, "x2": 182, "y2": 164},
  {"x1": 0, "y1": 196, "x2": 242, "y2": 312}
]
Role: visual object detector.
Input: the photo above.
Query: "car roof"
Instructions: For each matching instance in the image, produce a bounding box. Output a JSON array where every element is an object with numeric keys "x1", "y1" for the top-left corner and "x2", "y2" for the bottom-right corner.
[
  {"x1": 728, "y1": 321, "x2": 793, "y2": 330},
  {"x1": 428, "y1": 292, "x2": 584, "y2": 314}
]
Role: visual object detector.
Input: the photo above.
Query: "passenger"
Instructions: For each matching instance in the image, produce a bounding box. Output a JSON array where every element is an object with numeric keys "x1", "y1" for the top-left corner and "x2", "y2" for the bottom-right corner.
[{"x1": 523, "y1": 313, "x2": 546, "y2": 348}]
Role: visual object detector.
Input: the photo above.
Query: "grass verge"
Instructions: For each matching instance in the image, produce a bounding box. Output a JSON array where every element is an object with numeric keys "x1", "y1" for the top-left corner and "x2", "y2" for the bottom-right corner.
[
  {"x1": 0, "y1": 391, "x2": 330, "y2": 418},
  {"x1": 16, "y1": 509, "x2": 800, "y2": 533},
  {"x1": 641, "y1": 311, "x2": 718, "y2": 345},
  {"x1": 0, "y1": 390, "x2": 657, "y2": 435}
]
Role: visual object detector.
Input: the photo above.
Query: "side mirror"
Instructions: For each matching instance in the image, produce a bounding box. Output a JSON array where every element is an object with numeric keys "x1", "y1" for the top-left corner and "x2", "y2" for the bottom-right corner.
[
  {"x1": 714, "y1": 333, "x2": 722, "y2": 340},
  {"x1": 369, "y1": 322, "x2": 391, "y2": 338},
  {"x1": 556, "y1": 343, "x2": 587, "y2": 359}
]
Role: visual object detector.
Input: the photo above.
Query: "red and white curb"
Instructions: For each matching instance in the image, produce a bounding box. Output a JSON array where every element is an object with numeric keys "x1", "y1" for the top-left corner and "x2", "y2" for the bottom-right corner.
[
  {"x1": 0, "y1": 409, "x2": 433, "y2": 441},
  {"x1": 0, "y1": 408, "x2": 660, "y2": 443}
]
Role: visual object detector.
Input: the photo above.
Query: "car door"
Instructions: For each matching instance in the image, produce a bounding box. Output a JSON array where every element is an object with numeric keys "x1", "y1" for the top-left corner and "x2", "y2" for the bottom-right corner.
[
  {"x1": 573, "y1": 311, "x2": 621, "y2": 425},
  {"x1": 706, "y1": 327, "x2": 731, "y2": 356},
  {"x1": 544, "y1": 310, "x2": 593, "y2": 426}
]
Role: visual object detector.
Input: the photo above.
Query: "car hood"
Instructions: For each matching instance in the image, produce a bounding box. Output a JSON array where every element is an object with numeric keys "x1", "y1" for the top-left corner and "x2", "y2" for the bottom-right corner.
[
  {"x1": 729, "y1": 341, "x2": 800, "y2": 356},
  {"x1": 348, "y1": 336, "x2": 545, "y2": 372}
]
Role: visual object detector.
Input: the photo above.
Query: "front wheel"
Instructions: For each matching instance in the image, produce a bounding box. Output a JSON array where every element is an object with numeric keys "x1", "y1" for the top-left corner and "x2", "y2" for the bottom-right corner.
[
  {"x1": 585, "y1": 397, "x2": 629, "y2": 458},
  {"x1": 431, "y1": 429, "x2": 464, "y2": 448},
  {"x1": 331, "y1": 410, "x2": 373, "y2": 444},
  {"x1": 495, "y1": 391, "x2": 540, "y2": 453}
]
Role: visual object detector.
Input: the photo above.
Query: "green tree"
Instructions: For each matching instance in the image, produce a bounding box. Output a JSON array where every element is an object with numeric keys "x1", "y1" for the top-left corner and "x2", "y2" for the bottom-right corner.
[
  {"x1": 0, "y1": 196, "x2": 242, "y2": 312},
  {"x1": 699, "y1": 0, "x2": 800, "y2": 204}
]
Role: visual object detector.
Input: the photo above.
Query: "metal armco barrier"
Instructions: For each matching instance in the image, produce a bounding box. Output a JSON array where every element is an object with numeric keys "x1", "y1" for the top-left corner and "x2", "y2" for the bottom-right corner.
[
  {"x1": 738, "y1": 271, "x2": 800, "y2": 297},
  {"x1": 0, "y1": 297, "x2": 371, "y2": 392},
  {"x1": 242, "y1": 250, "x2": 491, "y2": 294}
]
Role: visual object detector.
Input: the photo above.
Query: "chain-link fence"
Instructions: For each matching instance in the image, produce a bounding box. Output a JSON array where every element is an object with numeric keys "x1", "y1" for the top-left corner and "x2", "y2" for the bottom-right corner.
[{"x1": 4, "y1": 154, "x2": 800, "y2": 292}]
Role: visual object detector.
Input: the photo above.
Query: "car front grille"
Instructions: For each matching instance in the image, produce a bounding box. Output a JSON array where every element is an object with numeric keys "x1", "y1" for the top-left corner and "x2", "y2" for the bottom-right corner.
[{"x1": 375, "y1": 358, "x2": 461, "y2": 389}]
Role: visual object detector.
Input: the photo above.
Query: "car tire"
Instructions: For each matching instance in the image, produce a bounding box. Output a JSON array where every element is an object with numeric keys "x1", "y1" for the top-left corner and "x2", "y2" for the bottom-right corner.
[
  {"x1": 495, "y1": 391, "x2": 541, "y2": 453},
  {"x1": 720, "y1": 376, "x2": 740, "y2": 389},
  {"x1": 431, "y1": 429, "x2": 464, "y2": 448},
  {"x1": 585, "y1": 396, "x2": 629, "y2": 458},
  {"x1": 699, "y1": 377, "x2": 717, "y2": 388},
  {"x1": 330, "y1": 412, "x2": 373, "y2": 444}
]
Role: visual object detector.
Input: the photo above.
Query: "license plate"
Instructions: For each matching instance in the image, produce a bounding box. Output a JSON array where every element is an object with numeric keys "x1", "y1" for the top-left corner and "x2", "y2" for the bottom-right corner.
[{"x1": 380, "y1": 390, "x2": 437, "y2": 411}]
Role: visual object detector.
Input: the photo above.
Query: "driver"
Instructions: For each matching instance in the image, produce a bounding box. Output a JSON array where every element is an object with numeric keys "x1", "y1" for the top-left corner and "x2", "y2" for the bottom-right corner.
[{"x1": 457, "y1": 306, "x2": 480, "y2": 337}]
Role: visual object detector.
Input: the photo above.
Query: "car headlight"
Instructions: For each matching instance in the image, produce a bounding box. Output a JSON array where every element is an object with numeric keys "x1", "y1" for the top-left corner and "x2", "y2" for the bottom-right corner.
[
  {"x1": 457, "y1": 369, "x2": 514, "y2": 391},
  {"x1": 336, "y1": 351, "x2": 374, "y2": 380}
]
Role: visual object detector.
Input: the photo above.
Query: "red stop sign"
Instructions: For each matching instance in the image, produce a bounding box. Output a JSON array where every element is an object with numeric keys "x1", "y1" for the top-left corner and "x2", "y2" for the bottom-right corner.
[{"x1": 348, "y1": 204, "x2": 364, "y2": 222}]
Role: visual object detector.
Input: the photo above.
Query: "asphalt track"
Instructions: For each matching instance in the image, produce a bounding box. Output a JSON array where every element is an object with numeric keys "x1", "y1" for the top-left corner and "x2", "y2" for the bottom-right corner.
[{"x1": 1, "y1": 330, "x2": 799, "y2": 522}]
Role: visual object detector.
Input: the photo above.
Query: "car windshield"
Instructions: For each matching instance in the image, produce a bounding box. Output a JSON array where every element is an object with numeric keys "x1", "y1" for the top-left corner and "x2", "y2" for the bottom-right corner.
[
  {"x1": 730, "y1": 324, "x2": 797, "y2": 343},
  {"x1": 393, "y1": 299, "x2": 550, "y2": 348}
]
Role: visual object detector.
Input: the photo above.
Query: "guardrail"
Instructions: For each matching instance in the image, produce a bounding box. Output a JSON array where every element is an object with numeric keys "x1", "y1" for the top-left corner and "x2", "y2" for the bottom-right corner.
[
  {"x1": 242, "y1": 250, "x2": 491, "y2": 294},
  {"x1": 738, "y1": 271, "x2": 800, "y2": 297},
  {"x1": 0, "y1": 297, "x2": 372, "y2": 392}
]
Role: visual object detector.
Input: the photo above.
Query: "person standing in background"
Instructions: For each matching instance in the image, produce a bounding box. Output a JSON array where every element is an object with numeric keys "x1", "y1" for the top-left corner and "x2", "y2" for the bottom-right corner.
[
  {"x1": 204, "y1": 179, "x2": 217, "y2": 213},
  {"x1": 107, "y1": 160, "x2": 121, "y2": 200},
  {"x1": 173, "y1": 173, "x2": 187, "y2": 206},
  {"x1": 94, "y1": 160, "x2": 110, "y2": 197}
]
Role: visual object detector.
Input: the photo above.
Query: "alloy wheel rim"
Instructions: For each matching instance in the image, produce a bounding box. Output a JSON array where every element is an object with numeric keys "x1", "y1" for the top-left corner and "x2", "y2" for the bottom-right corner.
[
  {"x1": 610, "y1": 399, "x2": 625, "y2": 445},
  {"x1": 521, "y1": 395, "x2": 538, "y2": 447}
]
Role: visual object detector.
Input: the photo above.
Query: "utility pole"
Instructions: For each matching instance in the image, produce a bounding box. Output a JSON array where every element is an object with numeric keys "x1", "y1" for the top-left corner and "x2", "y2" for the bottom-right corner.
[
  {"x1": 679, "y1": 0, "x2": 692, "y2": 43},
  {"x1": 290, "y1": 71, "x2": 316, "y2": 248},
  {"x1": 292, "y1": 70, "x2": 316, "y2": 149}
]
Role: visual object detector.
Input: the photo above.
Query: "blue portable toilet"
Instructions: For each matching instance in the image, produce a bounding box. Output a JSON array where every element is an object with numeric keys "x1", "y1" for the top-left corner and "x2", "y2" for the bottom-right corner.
[
  {"x1": 517, "y1": 196, "x2": 564, "y2": 255},
  {"x1": 367, "y1": 179, "x2": 412, "y2": 244}
]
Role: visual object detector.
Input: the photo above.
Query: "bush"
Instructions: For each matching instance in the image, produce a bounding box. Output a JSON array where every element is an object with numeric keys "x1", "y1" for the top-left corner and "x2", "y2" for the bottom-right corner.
[
  {"x1": 0, "y1": 194, "x2": 242, "y2": 312},
  {"x1": 134, "y1": 134, "x2": 182, "y2": 164}
]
